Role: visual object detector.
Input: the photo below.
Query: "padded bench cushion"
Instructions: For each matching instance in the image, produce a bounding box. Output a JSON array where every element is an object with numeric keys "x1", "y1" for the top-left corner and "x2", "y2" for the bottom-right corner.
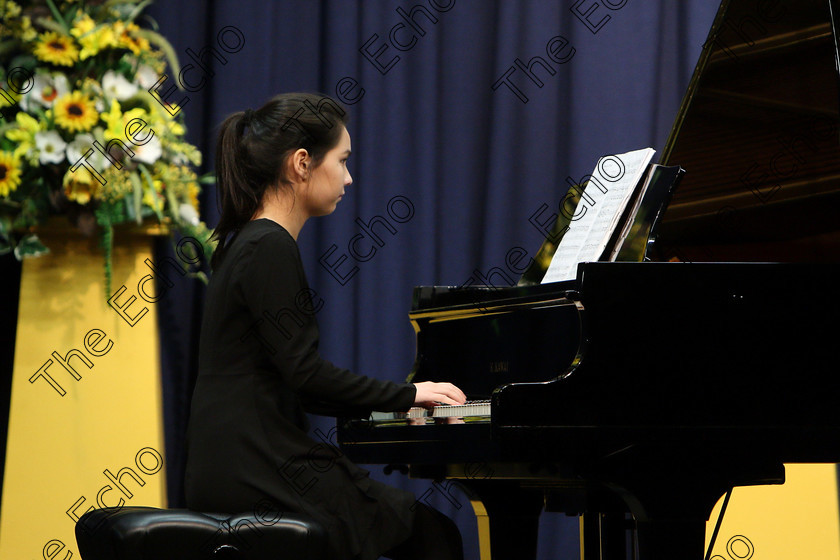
[{"x1": 75, "y1": 506, "x2": 328, "y2": 560}]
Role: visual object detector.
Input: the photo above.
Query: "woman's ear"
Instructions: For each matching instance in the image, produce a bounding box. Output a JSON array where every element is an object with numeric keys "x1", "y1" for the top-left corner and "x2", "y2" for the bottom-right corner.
[{"x1": 291, "y1": 148, "x2": 311, "y2": 181}]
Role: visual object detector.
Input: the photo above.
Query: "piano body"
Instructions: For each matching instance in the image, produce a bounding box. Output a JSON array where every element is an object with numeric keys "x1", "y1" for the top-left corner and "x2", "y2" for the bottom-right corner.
[{"x1": 337, "y1": 1, "x2": 840, "y2": 558}]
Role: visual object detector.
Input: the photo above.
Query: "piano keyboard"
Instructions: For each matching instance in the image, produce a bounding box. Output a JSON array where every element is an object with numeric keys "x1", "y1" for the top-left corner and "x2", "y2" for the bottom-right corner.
[
  {"x1": 428, "y1": 400, "x2": 491, "y2": 418},
  {"x1": 370, "y1": 400, "x2": 491, "y2": 421}
]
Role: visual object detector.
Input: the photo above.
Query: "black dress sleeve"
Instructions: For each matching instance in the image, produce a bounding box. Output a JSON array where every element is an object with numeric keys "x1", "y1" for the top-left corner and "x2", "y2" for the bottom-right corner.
[{"x1": 233, "y1": 228, "x2": 416, "y2": 414}]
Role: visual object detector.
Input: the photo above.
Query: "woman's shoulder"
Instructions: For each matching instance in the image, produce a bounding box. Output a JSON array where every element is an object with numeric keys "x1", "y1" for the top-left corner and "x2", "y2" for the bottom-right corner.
[
  {"x1": 233, "y1": 219, "x2": 296, "y2": 254},
  {"x1": 237, "y1": 220, "x2": 300, "y2": 266},
  {"x1": 215, "y1": 219, "x2": 298, "y2": 274},
  {"x1": 239, "y1": 218, "x2": 295, "y2": 244}
]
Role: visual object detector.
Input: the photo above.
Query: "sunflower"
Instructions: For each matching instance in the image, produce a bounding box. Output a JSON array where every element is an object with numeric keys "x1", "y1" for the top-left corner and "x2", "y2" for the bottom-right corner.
[
  {"x1": 33, "y1": 31, "x2": 80, "y2": 67},
  {"x1": 114, "y1": 22, "x2": 150, "y2": 55},
  {"x1": 54, "y1": 92, "x2": 98, "y2": 133},
  {"x1": 0, "y1": 152, "x2": 23, "y2": 198}
]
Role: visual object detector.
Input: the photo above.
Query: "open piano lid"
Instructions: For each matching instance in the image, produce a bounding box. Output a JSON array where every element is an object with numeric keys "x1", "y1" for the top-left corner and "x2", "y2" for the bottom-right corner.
[{"x1": 656, "y1": 0, "x2": 840, "y2": 261}]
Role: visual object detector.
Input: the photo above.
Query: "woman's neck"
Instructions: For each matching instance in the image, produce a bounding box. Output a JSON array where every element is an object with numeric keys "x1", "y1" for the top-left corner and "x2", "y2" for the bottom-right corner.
[{"x1": 251, "y1": 188, "x2": 307, "y2": 240}]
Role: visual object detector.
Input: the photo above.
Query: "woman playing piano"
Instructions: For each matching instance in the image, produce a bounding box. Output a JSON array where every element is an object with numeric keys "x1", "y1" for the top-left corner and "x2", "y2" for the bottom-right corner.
[{"x1": 184, "y1": 92, "x2": 466, "y2": 560}]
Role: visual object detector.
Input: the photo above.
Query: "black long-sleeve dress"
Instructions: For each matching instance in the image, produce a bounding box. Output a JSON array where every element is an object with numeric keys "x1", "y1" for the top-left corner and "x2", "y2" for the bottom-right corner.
[{"x1": 184, "y1": 218, "x2": 418, "y2": 560}]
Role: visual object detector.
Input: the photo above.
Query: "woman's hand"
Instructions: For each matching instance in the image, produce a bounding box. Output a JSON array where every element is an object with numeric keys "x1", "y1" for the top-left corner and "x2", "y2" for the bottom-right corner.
[{"x1": 413, "y1": 381, "x2": 467, "y2": 408}]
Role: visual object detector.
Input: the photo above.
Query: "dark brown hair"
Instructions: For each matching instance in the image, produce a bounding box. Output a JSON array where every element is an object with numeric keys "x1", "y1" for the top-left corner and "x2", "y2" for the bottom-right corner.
[{"x1": 210, "y1": 92, "x2": 348, "y2": 269}]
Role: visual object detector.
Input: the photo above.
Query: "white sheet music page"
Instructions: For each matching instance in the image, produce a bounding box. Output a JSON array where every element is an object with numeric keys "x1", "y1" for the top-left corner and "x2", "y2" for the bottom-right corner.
[{"x1": 541, "y1": 148, "x2": 656, "y2": 283}]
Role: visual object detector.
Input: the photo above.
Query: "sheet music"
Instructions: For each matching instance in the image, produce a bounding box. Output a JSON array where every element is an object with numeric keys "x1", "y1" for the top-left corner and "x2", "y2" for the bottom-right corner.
[
  {"x1": 607, "y1": 163, "x2": 657, "y2": 261},
  {"x1": 541, "y1": 148, "x2": 656, "y2": 283}
]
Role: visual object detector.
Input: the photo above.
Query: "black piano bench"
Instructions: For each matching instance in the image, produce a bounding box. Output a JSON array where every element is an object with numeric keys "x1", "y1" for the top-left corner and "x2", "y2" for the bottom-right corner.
[{"x1": 74, "y1": 506, "x2": 328, "y2": 560}]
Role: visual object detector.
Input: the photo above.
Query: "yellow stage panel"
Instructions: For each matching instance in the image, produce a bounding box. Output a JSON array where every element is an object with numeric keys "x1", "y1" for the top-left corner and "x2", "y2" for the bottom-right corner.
[
  {"x1": 0, "y1": 229, "x2": 167, "y2": 559},
  {"x1": 705, "y1": 464, "x2": 840, "y2": 560}
]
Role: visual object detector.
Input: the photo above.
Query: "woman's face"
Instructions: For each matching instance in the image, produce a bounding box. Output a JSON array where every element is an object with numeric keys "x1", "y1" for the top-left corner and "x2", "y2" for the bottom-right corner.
[{"x1": 303, "y1": 125, "x2": 352, "y2": 216}]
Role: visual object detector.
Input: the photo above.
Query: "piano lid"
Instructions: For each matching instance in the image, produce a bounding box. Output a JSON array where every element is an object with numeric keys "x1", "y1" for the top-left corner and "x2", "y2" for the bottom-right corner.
[{"x1": 656, "y1": 0, "x2": 840, "y2": 261}]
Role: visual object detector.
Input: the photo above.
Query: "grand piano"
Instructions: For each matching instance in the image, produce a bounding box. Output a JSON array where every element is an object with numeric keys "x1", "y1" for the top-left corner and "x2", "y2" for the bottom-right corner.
[{"x1": 337, "y1": 1, "x2": 840, "y2": 558}]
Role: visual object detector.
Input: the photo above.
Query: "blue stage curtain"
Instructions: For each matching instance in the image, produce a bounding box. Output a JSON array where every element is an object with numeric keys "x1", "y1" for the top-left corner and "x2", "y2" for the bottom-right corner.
[{"x1": 146, "y1": 1, "x2": 722, "y2": 557}]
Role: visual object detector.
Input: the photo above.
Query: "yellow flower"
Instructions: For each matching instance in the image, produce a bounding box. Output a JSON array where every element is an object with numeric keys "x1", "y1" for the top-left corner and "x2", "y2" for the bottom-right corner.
[
  {"x1": 5, "y1": 112, "x2": 44, "y2": 163},
  {"x1": 0, "y1": 83, "x2": 21, "y2": 114},
  {"x1": 70, "y1": 14, "x2": 95, "y2": 38},
  {"x1": 147, "y1": 103, "x2": 185, "y2": 137},
  {"x1": 72, "y1": 16, "x2": 117, "y2": 60},
  {"x1": 20, "y1": 17, "x2": 37, "y2": 41},
  {"x1": 142, "y1": 180, "x2": 164, "y2": 211},
  {"x1": 0, "y1": 152, "x2": 22, "y2": 197},
  {"x1": 113, "y1": 21, "x2": 150, "y2": 55},
  {"x1": 1, "y1": 1, "x2": 21, "y2": 19},
  {"x1": 187, "y1": 181, "x2": 200, "y2": 208},
  {"x1": 54, "y1": 92, "x2": 98, "y2": 133},
  {"x1": 33, "y1": 32, "x2": 79, "y2": 67},
  {"x1": 101, "y1": 98, "x2": 148, "y2": 141},
  {"x1": 99, "y1": 166, "x2": 133, "y2": 203},
  {"x1": 63, "y1": 165, "x2": 100, "y2": 205}
]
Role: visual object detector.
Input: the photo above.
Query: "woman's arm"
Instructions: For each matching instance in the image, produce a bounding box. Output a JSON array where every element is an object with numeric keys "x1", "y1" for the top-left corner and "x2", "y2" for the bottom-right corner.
[{"x1": 236, "y1": 229, "x2": 426, "y2": 412}]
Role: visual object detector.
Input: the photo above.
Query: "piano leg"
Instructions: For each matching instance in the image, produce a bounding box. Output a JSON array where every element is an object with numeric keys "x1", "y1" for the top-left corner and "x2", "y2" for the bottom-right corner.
[
  {"x1": 596, "y1": 450, "x2": 784, "y2": 560},
  {"x1": 635, "y1": 519, "x2": 706, "y2": 560},
  {"x1": 458, "y1": 480, "x2": 544, "y2": 560},
  {"x1": 580, "y1": 512, "x2": 628, "y2": 560}
]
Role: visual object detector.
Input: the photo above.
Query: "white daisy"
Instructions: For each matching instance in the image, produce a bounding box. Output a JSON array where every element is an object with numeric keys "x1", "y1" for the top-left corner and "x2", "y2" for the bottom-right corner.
[
  {"x1": 35, "y1": 130, "x2": 68, "y2": 165},
  {"x1": 102, "y1": 70, "x2": 138, "y2": 101},
  {"x1": 65, "y1": 133, "x2": 108, "y2": 172},
  {"x1": 132, "y1": 134, "x2": 162, "y2": 164},
  {"x1": 135, "y1": 65, "x2": 160, "y2": 90},
  {"x1": 179, "y1": 203, "x2": 200, "y2": 226},
  {"x1": 20, "y1": 72, "x2": 69, "y2": 111}
]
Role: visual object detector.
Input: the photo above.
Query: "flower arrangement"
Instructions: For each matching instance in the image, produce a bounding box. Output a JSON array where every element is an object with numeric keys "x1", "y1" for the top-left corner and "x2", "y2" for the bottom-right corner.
[{"x1": 0, "y1": 0, "x2": 214, "y2": 296}]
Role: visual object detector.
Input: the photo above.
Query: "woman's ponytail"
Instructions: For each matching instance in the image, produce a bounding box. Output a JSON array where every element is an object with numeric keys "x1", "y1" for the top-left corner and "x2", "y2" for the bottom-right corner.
[{"x1": 210, "y1": 111, "x2": 257, "y2": 269}]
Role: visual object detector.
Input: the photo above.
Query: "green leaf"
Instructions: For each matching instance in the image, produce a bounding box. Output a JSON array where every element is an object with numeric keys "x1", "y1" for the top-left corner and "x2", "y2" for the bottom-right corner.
[
  {"x1": 126, "y1": 0, "x2": 154, "y2": 23},
  {"x1": 0, "y1": 122, "x2": 19, "y2": 137},
  {"x1": 138, "y1": 163, "x2": 162, "y2": 221},
  {"x1": 198, "y1": 173, "x2": 216, "y2": 185},
  {"x1": 123, "y1": 193, "x2": 136, "y2": 221},
  {"x1": 34, "y1": 17, "x2": 68, "y2": 35},
  {"x1": 163, "y1": 175, "x2": 180, "y2": 222},
  {"x1": 129, "y1": 171, "x2": 143, "y2": 225},
  {"x1": 44, "y1": 0, "x2": 70, "y2": 34},
  {"x1": 14, "y1": 233, "x2": 49, "y2": 259},
  {"x1": 65, "y1": 5, "x2": 79, "y2": 27},
  {"x1": 9, "y1": 54, "x2": 37, "y2": 71},
  {"x1": 138, "y1": 14, "x2": 160, "y2": 32},
  {"x1": 0, "y1": 215, "x2": 10, "y2": 238}
]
